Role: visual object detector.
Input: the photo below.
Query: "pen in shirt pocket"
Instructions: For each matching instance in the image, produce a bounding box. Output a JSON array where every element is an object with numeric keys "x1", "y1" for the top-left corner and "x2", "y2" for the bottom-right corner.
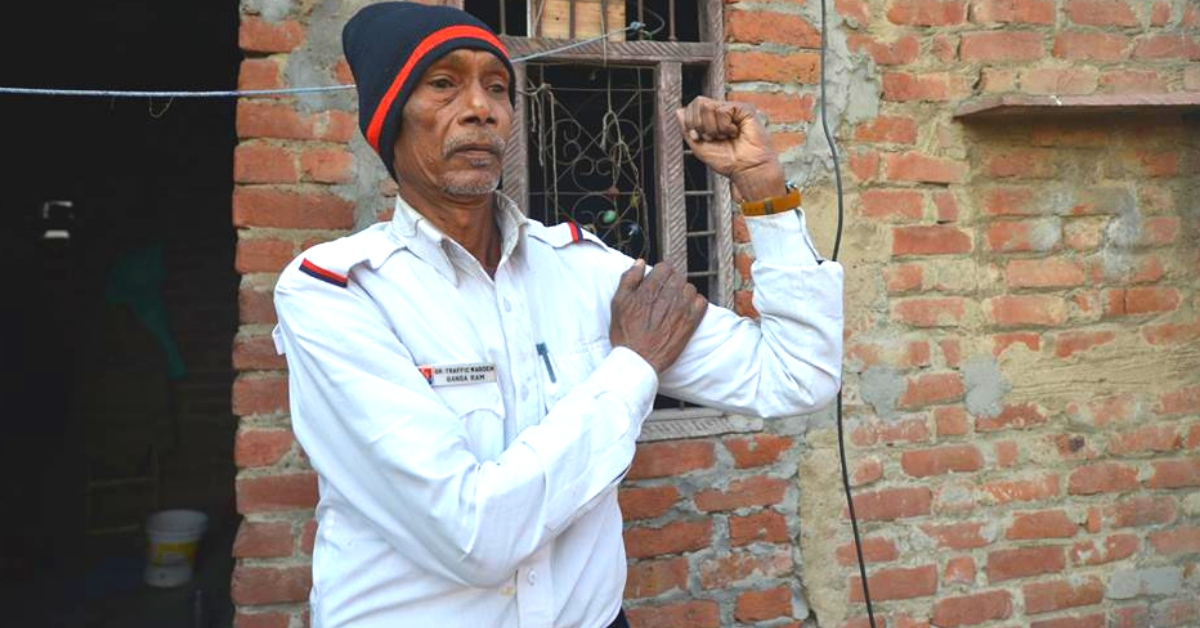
[{"x1": 535, "y1": 342, "x2": 557, "y2": 383}]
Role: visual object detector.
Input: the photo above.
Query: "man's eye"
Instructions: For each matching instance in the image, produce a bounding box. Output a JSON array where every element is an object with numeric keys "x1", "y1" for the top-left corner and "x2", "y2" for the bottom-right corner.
[
  {"x1": 489, "y1": 84, "x2": 508, "y2": 94},
  {"x1": 430, "y1": 78, "x2": 454, "y2": 89}
]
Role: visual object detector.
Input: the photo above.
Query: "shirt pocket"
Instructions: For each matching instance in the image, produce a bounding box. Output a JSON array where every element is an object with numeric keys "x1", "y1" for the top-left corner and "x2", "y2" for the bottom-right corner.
[
  {"x1": 436, "y1": 382, "x2": 505, "y2": 461},
  {"x1": 537, "y1": 337, "x2": 611, "y2": 411}
]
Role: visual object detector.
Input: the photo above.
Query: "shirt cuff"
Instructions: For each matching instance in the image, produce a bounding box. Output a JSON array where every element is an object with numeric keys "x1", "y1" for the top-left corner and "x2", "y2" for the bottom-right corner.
[
  {"x1": 745, "y1": 209, "x2": 823, "y2": 267},
  {"x1": 593, "y1": 346, "x2": 659, "y2": 428}
]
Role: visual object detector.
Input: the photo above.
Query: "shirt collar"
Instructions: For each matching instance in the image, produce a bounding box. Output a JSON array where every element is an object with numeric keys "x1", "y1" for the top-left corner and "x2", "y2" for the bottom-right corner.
[{"x1": 385, "y1": 191, "x2": 529, "y2": 285}]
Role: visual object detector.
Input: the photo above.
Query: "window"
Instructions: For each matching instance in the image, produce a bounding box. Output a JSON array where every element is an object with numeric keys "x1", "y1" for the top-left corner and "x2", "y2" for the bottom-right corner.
[{"x1": 466, "y1": 1, "x2": 756, "y2": 436}]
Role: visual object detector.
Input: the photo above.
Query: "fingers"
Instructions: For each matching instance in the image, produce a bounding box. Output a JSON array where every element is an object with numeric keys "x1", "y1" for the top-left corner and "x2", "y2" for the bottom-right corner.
[
  {"x1": 679, "y1": 97, "x2": 743, "y2": 142},
  {"x1": 616, "y1": 259, "x2": 646, "y2": 298}
]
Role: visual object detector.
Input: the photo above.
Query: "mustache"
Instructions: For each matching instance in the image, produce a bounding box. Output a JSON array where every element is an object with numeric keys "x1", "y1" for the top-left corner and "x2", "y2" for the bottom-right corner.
[{"x1": 443, "y1": 133, "x2": 506, "y2": 158}]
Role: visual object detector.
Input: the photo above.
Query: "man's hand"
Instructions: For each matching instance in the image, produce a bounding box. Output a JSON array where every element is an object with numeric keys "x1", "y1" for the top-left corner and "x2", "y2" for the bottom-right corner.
[
  {"x1": 610, "y1": 260, "x2": 707, "y2": 374},
  {"x1": 676, "y1": 96, "x2": 787, "y2": 203}
]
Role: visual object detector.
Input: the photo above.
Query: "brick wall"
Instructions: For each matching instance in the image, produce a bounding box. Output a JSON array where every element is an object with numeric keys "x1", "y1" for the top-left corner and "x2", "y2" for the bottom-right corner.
[{"x1": 230, "y1": 0, "x2": 1199, "y2": 627}]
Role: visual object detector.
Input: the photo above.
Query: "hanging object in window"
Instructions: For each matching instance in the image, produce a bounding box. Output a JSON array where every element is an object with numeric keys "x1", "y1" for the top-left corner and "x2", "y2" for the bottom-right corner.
[{"x1": 529, "y1": 0, "x2": 626, "y2": 41}]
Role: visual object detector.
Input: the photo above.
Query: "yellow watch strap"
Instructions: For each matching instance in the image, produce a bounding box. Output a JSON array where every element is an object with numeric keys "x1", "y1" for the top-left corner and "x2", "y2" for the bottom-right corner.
[{"x1": 739, "y1": 184, "x2": 802, "y2": 217}]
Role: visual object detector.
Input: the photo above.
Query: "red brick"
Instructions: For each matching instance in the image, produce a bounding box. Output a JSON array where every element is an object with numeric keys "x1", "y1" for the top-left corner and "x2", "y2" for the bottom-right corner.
[
  {"x1": 625, "y1": 557, "x2": 688, "y2": 599},
  {"x1": 236, "y1": 473, "x2": 318, "y2": 514},
  {"x1": 985, "y1": 295, "x2": 1067, "y2": 327},
  {"x1": 851, "y1": 417, "x2": 933, "y2": 446},
  {"x1": 1110, "y1": 495, "x2": 1178, "y2": 528},
  {"x1": 861, "y1": 189, "x2": 923, "y2": 220},
  {"x1": 1142, "y1": 320, "x2": 1200, "y2": 346},
  {"x1": 1105, "y1": 287, "x2": 1181, "y2": 317},
  {"x1": 733, "y1": 289, "x2": 759, "y2": 318},
  {"x1": 849, "y1": 564, "x2": 937, "y2": 602},
  {"x1": 300, "y1": 519, "x2": 317, "y2": 555},
  {"x1": 920, "y1": 521, "x2": 989, "y2": 549},
  {"x1": 1146, "y1": 458, "x2": 1200, "y2": 488},
  {"x1": 628, "y1": 441, "x2": 714, "y2": 480},
  {"x1": 850, "y1": 486, "x2": 932, "y2": 521},
  {"x1": 987, "y1": 546, "x2": 1065, "y2": 582},
  {"x1": 986, "y1": 148, "x2": 1059, "y2": 178},
  {"x1": 1157, "y1": 385, "x2": 1200, "y2": 416},
  {"x1": 899, "y1": 373, "x2": 965, "y2": 409},
  {"x1": 1149, "y1": 527, "x2": 1200, "y2": 556},
  {"x1": 233, "y1": 374, "x2": 289, "y2": 416},
  {"x1": 728, "y1": 92, "x2": 815, "y2": 124},
  {"x1": 233, "y1": 334, "x2": 288, "y2": 372},
  {"x1": 993, "y1": 332, "x2": 1041, "y2": 355},
  {"x1": 234, "y1": 611, "x2": 291, "y2": 628},
  {"x1": 726, "y1": 10, "x2": 820, "y2": 48},
  {"x1": 1053, "y1": 329, "x2": 1117, "y2": 359},
  {"x1": 236, "y1": 102, "x2": 329, "y2": 141},
  {"x1": 986, "y1": 220, "x2": 1059, "y2": 253},
  {"x1": 848, "y1": 34, "x2": 920, "y2": 66},
  {"x1": 240, "y1": 16, "x2": 306, "y2": 53},
  {"x1": 961, "y1": 31, "x2": 1043, "y2": 62},
  {"x1": 836, "y1": 535, "x2": 899, "y2": 566},
  {"x1": 698, "y1": 547, "x2": 792, "y2": 589},
  {"x1": 1111, "y1": 604, "x2": 1151, "y2": 628},
  {"x1": 234, "y1": 428, "x2": 294, "y2": 468},
  {"x1": 1070, "y1": 534, "x2": 1140, "y2": 565},
  {"x1": 1151, "y1": 598, "x2": 1200, "y2": 627},
  {"x1": 885, "y1": 152, "x2": 968, "y2": 184},
  {"x1": 618, "y1": 485, "x2": 680, "y2": 521},
  {"x1": 730, "y1": 510, "x2": 789, "y2": 546},
  {"x1": 932, "y1": 590, "x2": 1013, "y2": 627},
  {"x1": 971, "y1": 0, "x2": 1055, "y2": 23},
  {"x1": 232, "y1": 520, "x2": 294, "y2": 558},
  {"x1": 935, "y1": 406, "x2": 970, "y2": 436},
  {"x1": 933, "y1": 192, "x2": 959, "y2": 222},
  {"x1": 1052, "y1": 31, "x2": 1129, "y2": 62},
  {"x1": 1031, "y1": 614, "x2": 1104, "y2": 628},
  {"x1": 855, "y1": 116, "x2": 919, "y2": 147},
  {"x1": 1007, "y1": 509, "x2": 1078, "y2": 540},
  {"x1": 300, "y1": 147, "x2": 355, "y2": 184},
  {"x1": 735, "y1": 586, "x2": 793, "y2": 622},
  {"x1": 231, "y1": 565, "x2": 311, "y2": 605},
  {"x1": 853, "y1": 457, "x2": 884, "y2": 486},
  {"x1": 1100, "y1": 70, "x2": 1168, "y2": 94},
  {"x1": 887, "y1": 0, "x2": 967, "y2": 25},
  {"x1": 625, "y1": 601, "x2": 720, "y2": 628},
  {"x1": 624, "y1": 519, "x2": 713, "y2": 559},
  {"x1": 1069, "y1": 461, "x2": 1139, "y2": 495},
  {"x1": 994, "y1": 440, "x2": 1019, "y2": 467},
  {"x1": 882, "y1": 72, "x2": 951, "y2": 102},
  {"x1": 977, "y1": 403, "x2": 1048, "y2": 432},
  {"x1": 836, "y1": 0, "x2": 871, "y2": 24},
  {"x1": 944, "y1": 556, "x2": 976, "y2": 585},
  {"x1": 893, "y1": 225, "x2": 972, "y2": 256},
  {"x1": 233, "y1": 187, "x2": 355, "y2": 230},
  {"x1": 894, "y1": 297, "x2": 967, "y2": 327},
  {"x1": 695, "y1": 476, "x2": 788, "y2": 512},
  {"x1": 240, "y1": 284, "x2": 278, "y2": 325},
  {"x1": 884, "y1": 263, "x2": 924, "y2": 293},
  {"x1": 1021, "y1": 68, "x2": 1099, "y2": 95},
  {"x1": 725, "y1": 434, "x2": 793, "y2": 469},
  {"x1": 980, "y1": 473, "x2": 1060, "y2": 504},
  {"x1": 981, "y1": 186, "x2": 1038, "y2": 216},
  {"x1": 901, "y1": 445, "x2": 980, "y2": 479},
  {"x1": 234, "y1": 143, "x2": 297, "y2": 184},
  {"x1": 1132, "y1": 34, "x2": 1200, "y2": 60},
  {"x1": 1064, "y1": 0, "x2": 1138, "y2": 26},
  {"x1": 726, "y1": 51, "x2": 819, "y2": 84},
  {"x1": 1022, "y1": 576, "x2": 1103, "y2": 614},
  {"x1": 236, "y1": 237, "x2": 296, "y2": 274},
  {"x1": 1109, "y1": 424, "x2": 1182, "y2": 456}
]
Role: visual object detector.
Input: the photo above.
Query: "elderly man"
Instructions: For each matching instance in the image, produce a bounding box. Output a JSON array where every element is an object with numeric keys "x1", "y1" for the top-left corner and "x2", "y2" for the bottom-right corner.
[{"x1": 272, "y1": 3, "x2": 843, "y2": 627}]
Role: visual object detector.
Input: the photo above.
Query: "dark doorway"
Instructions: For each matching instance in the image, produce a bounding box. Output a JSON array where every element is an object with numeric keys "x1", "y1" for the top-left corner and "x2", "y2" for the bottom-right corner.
[{"x1": 0, "y1": 2, "x2": 241, "y2": 626}]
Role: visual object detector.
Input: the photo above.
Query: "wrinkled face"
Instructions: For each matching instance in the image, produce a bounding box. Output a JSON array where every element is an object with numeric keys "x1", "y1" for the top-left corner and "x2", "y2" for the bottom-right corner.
[{"x1": 391, "y1": 48, "x2": 512, "y2": 198}]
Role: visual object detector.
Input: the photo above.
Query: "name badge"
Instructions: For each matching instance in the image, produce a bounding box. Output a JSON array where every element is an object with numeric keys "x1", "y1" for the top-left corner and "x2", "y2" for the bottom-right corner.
[{"x1": 418, "y1": 362, "x2": 497, "y2": 387}]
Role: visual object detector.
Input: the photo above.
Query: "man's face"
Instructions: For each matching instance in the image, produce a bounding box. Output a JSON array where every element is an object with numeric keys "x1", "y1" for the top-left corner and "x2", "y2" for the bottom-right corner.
[{"x1": 391, "y1": 49, "x2": 512, "y2": 198}]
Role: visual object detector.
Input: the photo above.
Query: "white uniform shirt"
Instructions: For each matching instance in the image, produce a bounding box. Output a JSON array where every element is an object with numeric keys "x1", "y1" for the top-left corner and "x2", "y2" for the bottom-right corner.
[{"x1": 272, "y1": 193, "x2": 843, "y2": 628}]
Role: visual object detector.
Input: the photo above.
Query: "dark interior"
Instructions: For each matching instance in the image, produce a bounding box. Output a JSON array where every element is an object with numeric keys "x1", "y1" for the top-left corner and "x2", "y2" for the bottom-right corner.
[{"x1": 0, "y1": 1, "x2": 241, "y2": 626}]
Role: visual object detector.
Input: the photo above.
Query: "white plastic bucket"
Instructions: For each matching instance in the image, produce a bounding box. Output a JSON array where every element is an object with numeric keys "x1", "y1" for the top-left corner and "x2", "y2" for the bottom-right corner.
[{"x1": 144, "y1": 509, "x2": 208, "y2": 587}]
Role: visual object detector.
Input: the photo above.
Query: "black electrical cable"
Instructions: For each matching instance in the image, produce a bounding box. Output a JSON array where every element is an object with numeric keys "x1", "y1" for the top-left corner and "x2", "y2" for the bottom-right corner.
[{"x1": 817, "y1": 0, "x2": 877, "y2": 626}]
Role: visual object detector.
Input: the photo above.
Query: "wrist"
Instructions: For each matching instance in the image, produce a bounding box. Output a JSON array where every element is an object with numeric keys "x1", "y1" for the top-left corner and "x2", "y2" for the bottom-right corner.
[{"x1": 731, "y1": 161, "x2": 787, "y2": 202}]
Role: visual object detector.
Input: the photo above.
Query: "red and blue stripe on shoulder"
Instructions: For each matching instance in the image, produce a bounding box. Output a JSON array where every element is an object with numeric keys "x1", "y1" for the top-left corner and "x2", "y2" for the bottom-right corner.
[
  {"x1": 299, "y1": 258, "x2": 349, "y2": 288},
  {"x1": 528, "y1": 219, "x2": 606, "y2": 250}
]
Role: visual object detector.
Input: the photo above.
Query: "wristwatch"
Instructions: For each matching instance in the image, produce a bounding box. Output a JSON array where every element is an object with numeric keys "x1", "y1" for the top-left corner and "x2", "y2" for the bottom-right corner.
[{"x1": 738, "y1": 181, "x2": 802, "y2": 217}]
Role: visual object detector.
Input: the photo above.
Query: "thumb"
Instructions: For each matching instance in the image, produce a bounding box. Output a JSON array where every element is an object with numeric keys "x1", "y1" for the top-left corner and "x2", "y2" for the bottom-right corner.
[{"x1": 676, "y1": 108, "x2": 700, "y2": 151}]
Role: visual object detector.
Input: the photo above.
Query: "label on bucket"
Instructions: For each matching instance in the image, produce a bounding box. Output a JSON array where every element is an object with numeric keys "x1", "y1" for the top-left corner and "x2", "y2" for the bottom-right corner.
[{"x1": 148, "y1": 540, "x2": 198, "y2": 567}]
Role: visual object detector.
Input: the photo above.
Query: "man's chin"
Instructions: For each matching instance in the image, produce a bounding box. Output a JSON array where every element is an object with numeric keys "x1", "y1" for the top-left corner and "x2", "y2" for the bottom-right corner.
[{"x1": 442, "y1": 179, "x2": 500, "y2": 198}]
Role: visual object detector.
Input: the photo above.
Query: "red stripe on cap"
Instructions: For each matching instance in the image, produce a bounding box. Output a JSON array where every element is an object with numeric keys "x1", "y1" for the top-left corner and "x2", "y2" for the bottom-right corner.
[
  {"x1": 365, "y1": 25, "x2": 509, "y2": 152},
  {"x1": 300, "y1": 259, "x2": 349, "y2": 286}
]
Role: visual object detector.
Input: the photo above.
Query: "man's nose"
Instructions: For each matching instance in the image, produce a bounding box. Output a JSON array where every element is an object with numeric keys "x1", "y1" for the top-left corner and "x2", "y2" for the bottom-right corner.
[{"x1": 460, "y1": 81, "x2": 497, "y2": 126}]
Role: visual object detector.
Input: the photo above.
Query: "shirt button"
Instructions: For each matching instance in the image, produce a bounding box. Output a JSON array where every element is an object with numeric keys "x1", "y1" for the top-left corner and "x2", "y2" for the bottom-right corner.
[{"x1": 527, "y1": 570, "x2": 537, "y2": 585}]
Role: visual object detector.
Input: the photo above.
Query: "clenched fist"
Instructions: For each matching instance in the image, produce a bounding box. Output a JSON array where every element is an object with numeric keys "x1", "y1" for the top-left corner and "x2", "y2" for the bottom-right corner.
[
  {"x1": 609, "y1": 260, "x2": 707, "y2": 374},
  {"x1": 676, "y1": 96, "x2": 788, "y2": 203}
]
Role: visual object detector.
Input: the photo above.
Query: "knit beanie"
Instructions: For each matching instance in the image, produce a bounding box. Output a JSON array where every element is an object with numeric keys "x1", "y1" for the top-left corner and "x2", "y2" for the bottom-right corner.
[{"x1": 342, "y1": 3, "x2": 515, "y2": 180}]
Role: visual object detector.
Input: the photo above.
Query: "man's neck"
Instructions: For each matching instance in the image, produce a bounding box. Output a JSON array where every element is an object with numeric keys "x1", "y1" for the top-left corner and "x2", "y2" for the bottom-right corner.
[{"x1": 400, "y1": 186, "x2": 500, "y2": 273}]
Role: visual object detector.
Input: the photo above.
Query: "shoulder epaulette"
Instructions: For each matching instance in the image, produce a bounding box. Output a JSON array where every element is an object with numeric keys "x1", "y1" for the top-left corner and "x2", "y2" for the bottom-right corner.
[
  {"x1": 528, "y1": 220, "x2": 607, "y2": 249},
  {"x1": 294, "y1": 224, "x2": 398, "y2": 288}
]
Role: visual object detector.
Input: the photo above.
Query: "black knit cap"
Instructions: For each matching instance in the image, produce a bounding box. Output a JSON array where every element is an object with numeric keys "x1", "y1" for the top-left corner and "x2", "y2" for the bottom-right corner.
[{"x1": 342, "y1": 2, "x2": 515, "y2": 180}]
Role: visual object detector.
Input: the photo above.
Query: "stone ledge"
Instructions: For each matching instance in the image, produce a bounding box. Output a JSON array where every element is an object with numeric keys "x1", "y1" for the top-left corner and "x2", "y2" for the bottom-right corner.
[{"x1": 954, "y1": 92, "x2": 1200, "y2": 119}]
